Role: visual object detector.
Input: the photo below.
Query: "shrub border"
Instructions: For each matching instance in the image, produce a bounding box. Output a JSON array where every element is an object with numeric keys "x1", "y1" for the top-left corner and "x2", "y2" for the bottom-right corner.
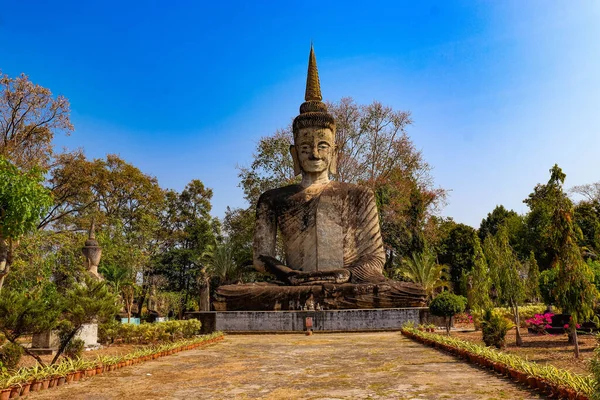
[
  {"x1": 0, "y1": 332, "x2": 224, "y2": 399},
  {"x1": 401, "y1": 328, "x2": 592, "y2": 400}
]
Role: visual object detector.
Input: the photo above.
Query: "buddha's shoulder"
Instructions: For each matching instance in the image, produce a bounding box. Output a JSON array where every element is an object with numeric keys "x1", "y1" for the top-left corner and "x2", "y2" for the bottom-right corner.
[
  {"x1": 257, "y1": 184, "x2": 303, "y2": 205},
  {"x1": 327, "y1": 181, "x2": 375, "y2": 197}
]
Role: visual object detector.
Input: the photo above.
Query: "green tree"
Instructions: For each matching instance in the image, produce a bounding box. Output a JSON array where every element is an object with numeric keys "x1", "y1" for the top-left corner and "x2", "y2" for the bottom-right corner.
[
  {"x1": 437, "y1": 222, "x2": 477, "y2": 294},
  {"x1": 466, "y1": 236, "x2": 492, "y2": 313},
  {"x1": 51, "y1": 277, "x2": 119, "y2": 364},
  {"x1": 478, "y1": 205, "x2": 527, "y2": 259},
  {"x1": 539, "y1": 267, "x2": 558, "y2": 306},
  {"x1": 429, "y1": 291, "x2": 466, "y2": 334},
  {"x1": 551, "y1": 185, "x2": 597, "y2": 358},
  {"x1": 0, "y1": 285, "x2": 61, "y2": 366},
  {"x1": 394, "y1": 250, "x2": 448, "y2": 301},
  {"x1": 484, "y1": 225, "x2": 526, "y2": 346},
  {"x1": 525, "y1": 251, "x2": 540, "y2": 302},
  {"x1": 523, "y1": 164, "x2": 573, "y2": 270},
  {"x1": 573, "y1": 200, "x2": 600, "y2": 258},
  {"x1": 0, "y1": 157, "x2": 53, "y2": 291},
  {"x1": 154, "y1": 180, "x2": 218, "y2": 317}
]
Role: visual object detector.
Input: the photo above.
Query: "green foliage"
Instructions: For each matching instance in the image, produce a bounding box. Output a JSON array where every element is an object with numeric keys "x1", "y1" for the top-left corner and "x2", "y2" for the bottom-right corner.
[
  {"x1": 429, "y1": 291, "x2": 467, "y2": 333},
  {"x1": 589, "y1": 333, "x2": 600, "y2": 400},
  {"x1": 202, "y1": 241, "x2": 242, "y2": 284},
  {"x1": 429, "y1": 291, "x2": 467, "y2": 318},
  {"x1": 63, "y1": 338, "x2": 84, "y2": 360},
  {"x1": 573, "y1": 200, "x2": 600, "y2": 258},
  {"x1": 539, "y1": 267, "x2": 558, "y2": 305},
  {"x1": 525, "y1": 251, "x2": 541, "y2": 302},
  {"x1": 98, "y1": 320, "x2": 201, "y2": 345},
  {"x1": 523, "y1": 164, "x2": 572, "y2": 271},
  {"x1": 437, "y1": 222, "x2": 477, "y2": 295},
  {"x1": 466, "y1": 236, "x2": 492, "y2": 312},
  {"x1": 0, "y1": 286, "x2": 61, "y2": 341},
  {"x1": 0, "y1": 156, "x2": 52, "y2": 239},
  {"x1": 481, "y1": 309, "x2": 513, "y2": 349},
  {"x1": 394, "y1": 250, "x2": 448, "y2": 300},
  {"x1": 0, "y1": 342, "x2": 22, "y2": 370}
]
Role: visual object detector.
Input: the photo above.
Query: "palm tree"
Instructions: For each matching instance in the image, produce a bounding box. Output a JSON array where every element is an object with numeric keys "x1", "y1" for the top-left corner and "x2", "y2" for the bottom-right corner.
[
  {"x1": 98, "y1": 263, "x2": 135, "y2": 322},
  {"x1": 197, "y1": 241, "x2": 239, "y2": 311},
  {"x1": 395, "y1": 250, "x2": 449, "y2": 301}
]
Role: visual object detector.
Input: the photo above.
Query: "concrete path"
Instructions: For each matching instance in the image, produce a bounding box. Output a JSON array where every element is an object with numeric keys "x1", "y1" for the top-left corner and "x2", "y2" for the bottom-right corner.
[{"x1": 33, "y1": 332, "x2": 543, "y2": 399}]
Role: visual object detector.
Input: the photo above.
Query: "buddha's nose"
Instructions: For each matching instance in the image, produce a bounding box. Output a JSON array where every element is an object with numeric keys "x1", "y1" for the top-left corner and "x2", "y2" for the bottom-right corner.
[{"x1": 310, "y1": 146, "x2": 320, "y2": 159}]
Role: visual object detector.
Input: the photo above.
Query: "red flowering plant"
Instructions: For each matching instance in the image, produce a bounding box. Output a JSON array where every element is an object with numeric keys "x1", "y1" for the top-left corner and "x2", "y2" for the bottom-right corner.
[
  {"x1": 454, "y1": 312, "x2": 473, "y2": 325},
  {"x1": 525, "y1": 312, "x2": 553, "y2": 334},
  {"x1": 563, "y1": 316, "x2": 581, "y2": 330}
]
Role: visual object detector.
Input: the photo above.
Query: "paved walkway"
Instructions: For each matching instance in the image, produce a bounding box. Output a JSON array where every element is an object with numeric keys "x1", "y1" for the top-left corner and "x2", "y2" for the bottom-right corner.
[{"x1": 33, "y1": 332, "x2": 542, "y2": 399}]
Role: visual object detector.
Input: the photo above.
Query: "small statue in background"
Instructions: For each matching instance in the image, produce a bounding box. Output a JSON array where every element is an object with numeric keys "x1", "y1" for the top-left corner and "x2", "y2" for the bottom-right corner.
[{"x1": 82, "y1": 220, "x2": 103, "y2": 281}]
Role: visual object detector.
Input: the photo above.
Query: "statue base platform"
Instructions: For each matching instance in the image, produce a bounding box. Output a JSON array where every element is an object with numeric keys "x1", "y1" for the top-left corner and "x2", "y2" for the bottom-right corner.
[
  {"x1": 213, "y1": 281, "x2": 426, "y2": 311},
  {"x1": 186, "y1": 308, "x2": 428, "y2": 333}
]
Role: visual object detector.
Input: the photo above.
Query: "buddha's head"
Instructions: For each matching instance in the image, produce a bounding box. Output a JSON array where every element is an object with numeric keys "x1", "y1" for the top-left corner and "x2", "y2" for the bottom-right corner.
[{"x1": 290, "y1": 46, "x2": 337, "y2": 176}]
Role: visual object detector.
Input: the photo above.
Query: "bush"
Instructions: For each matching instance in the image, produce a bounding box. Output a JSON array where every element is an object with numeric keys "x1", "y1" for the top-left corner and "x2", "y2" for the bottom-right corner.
[
  {"x1": 98, "y1": 320, "x2": 202, "y2": 345},
  {"x1": 98, "y1": 319, "x2": 121, "y2": 344},
  {"x1": 429, "y1": 291, "x2": 467, "y2": 334},
  {"x1": 64, "y1": 338, "x2": 85, "y2": 359},
  {"x1": 0, "y1": 342, "x2": 23, "y2": 370},
  {"x1": 495, "y1": 304, "x2": 549, "y2": 327},
  {"x1": 481, "y1": 309, "x2": 513, "y2": 349}
]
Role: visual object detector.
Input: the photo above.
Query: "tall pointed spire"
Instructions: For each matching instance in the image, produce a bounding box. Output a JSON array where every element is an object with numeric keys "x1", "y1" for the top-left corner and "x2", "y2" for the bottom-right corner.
[
  {"x1": 305, "y1": 45, "x2": 322, "y2": 102},
  {"x1": 88, "y1": 218, "x2": 96, "y2": 240}
]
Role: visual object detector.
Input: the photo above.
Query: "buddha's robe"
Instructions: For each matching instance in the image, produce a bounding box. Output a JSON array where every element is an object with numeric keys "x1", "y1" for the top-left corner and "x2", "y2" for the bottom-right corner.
[{"x1": 253, "y1": 181, "x2": 386, "y2": 284}]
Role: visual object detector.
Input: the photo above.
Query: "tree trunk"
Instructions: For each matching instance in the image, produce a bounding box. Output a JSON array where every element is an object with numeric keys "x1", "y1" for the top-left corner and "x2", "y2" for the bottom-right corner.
[
  {"x1": 51, "y1": 327, "x2": 81, "y2": 365},
  {"x1": 199, "y1": 277, "x2": 210, "y2": 311},
  {"x1": 0, "y1": 236, "x2": 11, "y2": 293},
  {"x1": 512, "y1": 302, "x2": 523, "y2": 346},
  {"x1": 572, "y1": 324, "x2": 580, "y2": 358},
  {"x1": 134, "y1": 285, "x2": 148, "y2": 318}
]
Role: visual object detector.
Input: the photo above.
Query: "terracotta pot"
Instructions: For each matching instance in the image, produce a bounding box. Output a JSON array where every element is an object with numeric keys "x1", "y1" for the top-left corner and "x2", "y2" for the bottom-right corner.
[
  {"x1": 41, "y1": 379, "x2": 50, "y2": 390},
  {"x1": 48, "y1": 377, "x2": 58, "y2": 388},
  {"x1": 493, "y1": 363, "x2": 504, "y2": 374},
  {"x1": 526, "y1": 376, "x2": 537, "y2": 389},
  {"x1": 73, "y1": 371, "x2": 82, "y2": 381},
  {"x1": 20, "y1": 382, "x2": 31, "y2": 396},
  {"x1": 96, "y1": 366, "x2": 103, "y2": 374},
  {"x1": 85, "y1": 368, "x2": 95, "y2": 378},
  {"x1": 30, "y1": 381, "x2": 42, "y2": 392},
  {"x1": 57, "y1": 376, "x2": 66, "y2": 386},
  {"x1": 9, "y1": 386, "x2": 20, "y2": 398},
  {"x1": 0, "y1": 389, "x2": 11, "y2": 400}
]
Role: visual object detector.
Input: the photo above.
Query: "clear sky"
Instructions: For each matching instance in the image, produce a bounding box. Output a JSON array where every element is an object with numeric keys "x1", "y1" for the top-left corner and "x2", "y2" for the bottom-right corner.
[{"x1": 2, "y1": 1, "x2": 599, "y2": 227}]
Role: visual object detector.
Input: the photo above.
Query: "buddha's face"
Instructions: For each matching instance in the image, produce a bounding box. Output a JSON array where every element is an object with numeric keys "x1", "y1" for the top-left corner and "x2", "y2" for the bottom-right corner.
[{"x1": 295, "y1": 127, "x2": 335, "y2": 174}]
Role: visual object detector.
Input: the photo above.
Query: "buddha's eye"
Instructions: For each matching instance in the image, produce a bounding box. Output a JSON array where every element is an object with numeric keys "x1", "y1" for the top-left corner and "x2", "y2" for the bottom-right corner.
[
  {"x1": 300, "y1": 145, "x2": 311, "y2": 152},
  {"x1": 318, "y1": 143, "x2": 330, "y2": 151}
]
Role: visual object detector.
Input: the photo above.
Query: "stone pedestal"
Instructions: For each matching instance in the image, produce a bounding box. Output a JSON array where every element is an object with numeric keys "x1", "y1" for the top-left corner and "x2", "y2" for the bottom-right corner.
[
  {"x1": 30, "y1": 331, "x2": 60, "y2": 355},
  {"x1": 30, "y1": 323, "x2": 100, "y2": 354},
  {"x1": 186, "y1": 308, "x2": 426, "y2": 333},
  {"x1": 78, "y1": 323, "x2": 100, "y2": 349}
]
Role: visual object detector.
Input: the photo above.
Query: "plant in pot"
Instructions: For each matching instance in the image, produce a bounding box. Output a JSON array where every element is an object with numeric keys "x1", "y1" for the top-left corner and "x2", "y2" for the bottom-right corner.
[{"x1": 28, "y1": 365, "x2": 50, "y2": 391}]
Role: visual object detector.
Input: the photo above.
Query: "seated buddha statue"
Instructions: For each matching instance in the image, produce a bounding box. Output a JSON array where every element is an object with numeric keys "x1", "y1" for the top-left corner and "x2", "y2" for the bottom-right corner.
[{"x1": 214, "y1": 47, "x2": 425, "y2": 310}]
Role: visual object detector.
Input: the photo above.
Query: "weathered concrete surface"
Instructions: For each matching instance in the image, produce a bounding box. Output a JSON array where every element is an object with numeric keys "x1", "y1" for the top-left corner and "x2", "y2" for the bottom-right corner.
[
  {"x1": 33, "y1": 332, "x2": 542, "y2": 399},
  {"x1": 188, "y1": 308, "x2": 424, "y2": 332}
]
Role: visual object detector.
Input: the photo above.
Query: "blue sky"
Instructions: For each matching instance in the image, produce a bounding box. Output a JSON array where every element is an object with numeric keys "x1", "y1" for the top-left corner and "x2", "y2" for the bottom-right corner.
[{"x1": 2, "y1": 1, "x2": 599, "y2": 227}]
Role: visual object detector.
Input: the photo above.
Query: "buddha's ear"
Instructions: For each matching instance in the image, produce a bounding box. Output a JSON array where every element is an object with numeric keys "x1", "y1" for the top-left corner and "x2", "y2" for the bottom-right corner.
[
  {"x1": 329, "y1": 146, "x2": 337, "y2": 176},
  {"x1": 290, "y1": 145, "x2": 302, "y2": 176}
]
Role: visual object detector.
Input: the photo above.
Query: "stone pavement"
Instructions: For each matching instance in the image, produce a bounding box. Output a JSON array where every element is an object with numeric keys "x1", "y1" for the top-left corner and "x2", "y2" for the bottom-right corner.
[{"x1": 33, "y1": 332, "x2": 543, "y2": 399}]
